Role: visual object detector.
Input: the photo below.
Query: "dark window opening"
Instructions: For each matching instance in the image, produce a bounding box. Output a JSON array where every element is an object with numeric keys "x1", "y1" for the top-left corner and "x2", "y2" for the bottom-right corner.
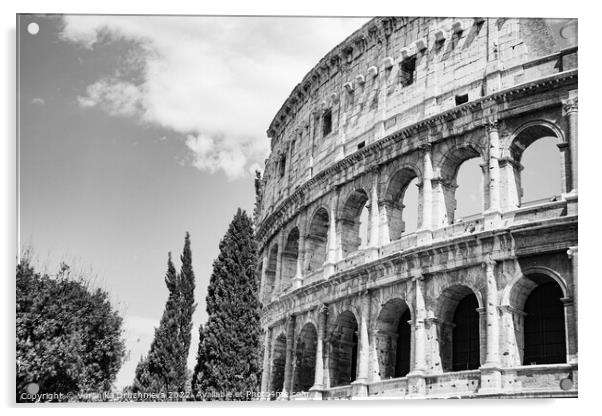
[
  {"x1": 322, "y1": 109, "x2": 332, "y2": 137},
  {"x1": 357, "y1": 141, "x2": 365, "y2": 150},
  {"x1": 452, "y1": 294, "x2": 480, "y2": 371},
  {"x1": 279, "y1": 156, "x2": 286, "y2": 178},
  {"x1": 394, "y1": 309, "x2": 412, "y2": 378},
  {"x1": 523, "y1": 282, "x2": 566, "y2": 365},
  {"x1": 400, "y1": 57, "x2": 416, "y2": 87},
  {"x1": 455, "y1": 94, "x2": 469, "y2": 106}
]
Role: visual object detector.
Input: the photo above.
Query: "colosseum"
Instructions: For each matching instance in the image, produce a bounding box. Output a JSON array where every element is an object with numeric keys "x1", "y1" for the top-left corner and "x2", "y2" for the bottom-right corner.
[{"x1": 254, "y1": 17, "x2": 578, "y2": 400}]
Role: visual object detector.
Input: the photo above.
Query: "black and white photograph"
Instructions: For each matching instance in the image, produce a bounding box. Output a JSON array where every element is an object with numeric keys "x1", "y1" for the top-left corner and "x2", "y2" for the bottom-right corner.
[{"x1": 6, "y1": 1, "x2": 591, "y2": 411}]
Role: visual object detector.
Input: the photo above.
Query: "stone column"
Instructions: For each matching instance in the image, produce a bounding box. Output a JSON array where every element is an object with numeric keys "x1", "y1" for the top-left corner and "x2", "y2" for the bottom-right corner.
[
  {"x1": 273, "y1": 233, "x2": 285, "y2": 297},
  {"x1": 479, "y1": 257, "x2": 502, "y2": 394},
  {"x1": 568, "y1": 246, "x2": 578, "y2": 339},
  {"x1": 499, "y1": 158, "x2": 521, "y2": 211},
  {"x1": 281, "y1": 315, "x2": 296, "y2": 399},
  {"x1": 561, "y1": 297, "x2": 578, "y2": 364},
  {"x1": 378, "y1": 200, "x2": 392, "y2": 246},
  {"x1": 259, "y1": 250, "x2": 269, "y2": 303},
  {"x1": 431, "y1": 177, "x2": 448, "y2": 229},
  {"x1": 564, "y1": 93, "x2": 578, "y2": 193},
  {"x1": 292, "y1": 233, "x2": 305, "y2": 289},
  {"x1": 407, "y1": 274, "x2": 427, "y2": 396},
  {"x1": 417, "y1": 145, "x2": 433, "y2": 245},
  {"x1": 351, "y1": 292, "x2": 370, "y2": 398},
  {"x1": 324, "y1": 195, "x2": 338, "y2": 277},
  {"x1": 367, "y1": 171, "x2": 380, "y2": 260},
  {"x1": 260, "y1": 328, "x2": 272, "y2": 399},
  {"x1": 309, "y1": 305, "x2": 328, "y2": 399},
  {"x1": 564, "y1": 93, "x2": 578, "y2": 216},
  {"x1": 368, "y1": 328, "x2": 380, "y2": 382},
  {"x1": 485, "y1": 122, "x2": 502, "y2": 229},
  {"x1": 335, "y1": 97, "x2": 346, "y2": 161}
]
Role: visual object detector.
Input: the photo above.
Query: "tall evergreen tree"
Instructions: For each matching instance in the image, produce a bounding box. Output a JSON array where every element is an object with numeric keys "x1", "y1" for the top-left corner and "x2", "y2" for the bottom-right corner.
[
  {"x1": 191, "y1": 209, "x2": 261, "y2": 401},
  {"x1": 131, "y1": 234, "x2": 196, "y2": 398}
]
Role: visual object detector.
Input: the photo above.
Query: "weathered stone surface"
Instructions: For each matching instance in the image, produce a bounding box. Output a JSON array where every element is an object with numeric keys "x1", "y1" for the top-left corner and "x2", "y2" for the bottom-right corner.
[{"x1": 256, "y1": 17, "x2": 578, "y2": 400}]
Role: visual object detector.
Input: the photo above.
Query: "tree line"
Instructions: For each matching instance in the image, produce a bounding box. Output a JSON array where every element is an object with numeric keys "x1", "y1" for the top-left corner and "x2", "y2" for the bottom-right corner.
[{"x1": 16, "y1": 208, "x2": 262, "y2": 402}]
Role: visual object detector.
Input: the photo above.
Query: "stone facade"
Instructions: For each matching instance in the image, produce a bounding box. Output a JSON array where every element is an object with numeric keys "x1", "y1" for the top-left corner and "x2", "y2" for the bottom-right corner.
[{"x1": 255, "y1": 17, "x2": 578, "y2": 400}]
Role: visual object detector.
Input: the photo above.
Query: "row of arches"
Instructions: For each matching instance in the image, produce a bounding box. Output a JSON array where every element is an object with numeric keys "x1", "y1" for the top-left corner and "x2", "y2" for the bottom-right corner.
[
  {"x1": 268, "y1": 272, "x2": 568, "y2": 394},
  {"x1": 261, "y1": 121, "x2": 567, "y2": 300}
]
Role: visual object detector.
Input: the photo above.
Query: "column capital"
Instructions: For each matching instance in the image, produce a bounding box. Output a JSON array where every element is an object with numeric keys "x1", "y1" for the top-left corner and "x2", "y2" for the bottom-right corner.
[
  {"x1": 419, "y1": 142, "x2": 432, "y2": 152},
  {"x1": 563, "y1": 97, "x2": 578, "y2": 115},
  {"x1": 560, "y1": 296, "x2": 574, "y2": 306},
  {"x1": 482, "y1": 255, "x2": 496, "y2": 270},
  {"x1": 485, "y1": 118, "x2": 501, "y2": 132},
  {"x1": 317, "y1": 303, "x2": 329, "y2": 315},
  {"x1": 567, "y1": 246, "x2": 578, "y2": 259},
  {"x1": 412, "y1": 272, "x2": 427, "y2": 282}
]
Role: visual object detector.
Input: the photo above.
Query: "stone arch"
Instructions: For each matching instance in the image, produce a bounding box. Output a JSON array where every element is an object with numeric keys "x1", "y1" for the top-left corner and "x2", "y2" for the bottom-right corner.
[
  {"x1": 382, "y1": 166, "x2": 421, "y2": 241},
  {"x1": 502, "y1": 266, "x2": 569, "y2": 308},
  {"x1": 338, "y1": 188, "x2": 370, "y2": 258},
  {"x1": 506, "y1": 120, "x2": 569, "y2": 204},
  {"x1": 436, "y1": 142, "x2": 487, "y2": 223},
  {"x1": 292, "y1": 322, "x2": 318, "y2": 393},
  {"x1": 270, "y1": 332, "x2": 287, "y2": 397},
  {"x1": 329, "y1": 310, "x2": 359, "y2": 387},
  {"x1": 374, "y1": 298, "x2": 412, "y2": 379},
  {"x1": 306, "y1": 206, "x2": 329, "y2": 272},
  {"x1": 263, "y1": 244, "x2": 279, "y2": 303},
  {"x1": 281, "y1": 227, "x2": 300, "y2": 291},
  {"x1": 435, "y1": 284, "x2": 482, "y2": 372},
  {"x1": 501, "y1": 267, "x2": 569, "y2": 366}
]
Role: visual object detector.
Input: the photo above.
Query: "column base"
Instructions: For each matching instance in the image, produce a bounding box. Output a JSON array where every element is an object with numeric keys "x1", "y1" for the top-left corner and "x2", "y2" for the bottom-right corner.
[
  {"x1": 323, "y1": 262, "x2": 335, "y2": 278},
  {"x1": 291, "y1": 276, "x2": 303, "y2": 290},
  {"x1": 406, "y1": 370, "x2": 426, "y2": 397},
  {"x1": 350, "y1": 379, "x2": 369, "y2": 399},
  {"x1": 484, "y1": 210, "x2": 502, "y2": 230},
  {"x1": 478, "y1": 365, "x2": 502, "y2": 395},
  {"x1": 365, "y1": 246, "x2": 379, "y2": 262},
  {"x1": 308, "y1": 385, "x2": 325, "y2": 400},
  {"x1": 416, "y1": 228, "x2": 432, "y2": 246},
  {"x1": 564, "y1": 191, "x2": 578, "y2": 216}
]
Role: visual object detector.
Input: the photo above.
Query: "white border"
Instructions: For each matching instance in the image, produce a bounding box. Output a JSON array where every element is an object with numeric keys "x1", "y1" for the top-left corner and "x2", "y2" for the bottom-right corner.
[{"x1": 3, "y1": 1, "x2": 597, "y2": 415}]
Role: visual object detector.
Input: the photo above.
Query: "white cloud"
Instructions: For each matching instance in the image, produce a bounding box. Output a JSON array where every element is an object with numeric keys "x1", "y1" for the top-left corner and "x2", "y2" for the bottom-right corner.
[
  {"x1": 31, "y1": 97, "x2": 45, "y2": 105},
  {"x1": 78, "y1": 78, "x2": 144, "y2": 117},
  {"x1": 61, "y1": 15, "x2": 369, "y2": 179}
]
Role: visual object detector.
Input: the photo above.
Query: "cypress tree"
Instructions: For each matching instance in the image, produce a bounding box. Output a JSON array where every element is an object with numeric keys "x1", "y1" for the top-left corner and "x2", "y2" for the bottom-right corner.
[
  {"x1": 131, "y1": 234, "x2": 196, "y2": 399},
  {"x1": 191, "y1": 209, "x2": 261, "y2": 401}
]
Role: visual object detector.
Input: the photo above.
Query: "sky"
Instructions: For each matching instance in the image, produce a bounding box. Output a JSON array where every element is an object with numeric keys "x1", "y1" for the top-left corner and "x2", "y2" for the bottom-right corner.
[
  {"x1": 17, "y1": 14, "x2": 371, "y2": 389},
  {"x1": 17, "y1": 14, "x2": 562, "y2": 389}
]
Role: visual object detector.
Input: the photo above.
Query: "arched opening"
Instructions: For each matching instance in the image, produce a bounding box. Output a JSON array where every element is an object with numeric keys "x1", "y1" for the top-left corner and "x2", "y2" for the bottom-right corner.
[
  {"x1": 507, "y1": 273, "x2": 568, "y2": 366},
  {"x1": 263, "y1": 245, "x2": 278, "y2": 302},
  {"x1": 358, "y1": 205, "x2": 369, "y2": 249},
  {"x1": 440, "y1": 145, "x2": 484, "y2": 223},
  {"x1": 270, "y1": 333, "x2": 287, "y2": 398},
  {"x1": 339, "y1": 189, "x2": 369, "y2": 258},
  {"x1": 455, "y1": 158, "x2": 484, "y2": 221},
  {"x1": 306, "y1": 208, "x2": 329, "y2": 272},
  {"x1": 437, "y1": 285, "x2": 481, "y2": 372},
  {"x1": 330, "y1": 311, "x2": 359, "y2": 387},
  {"x1": 292, "y1": 323, "x2": 318, "y2": 393},
  {"x1": 523, "y1": 281, "x2": 566, "y2": 365},
  {"x1": 510, "y1": 124, "x2": 565, "y2": 207},
  {"x1": 375, "y1": 299, "x2": 412, "y2": 379},
  {"x1": 383, "y1": 168, "x2": 419, "y2": 241},
  {"x1": 281, "y1": 228, "x2": 299, "y2": 291},
  {"x1": 452, "y1": 294, "x2": 480, "y2": 371}
]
